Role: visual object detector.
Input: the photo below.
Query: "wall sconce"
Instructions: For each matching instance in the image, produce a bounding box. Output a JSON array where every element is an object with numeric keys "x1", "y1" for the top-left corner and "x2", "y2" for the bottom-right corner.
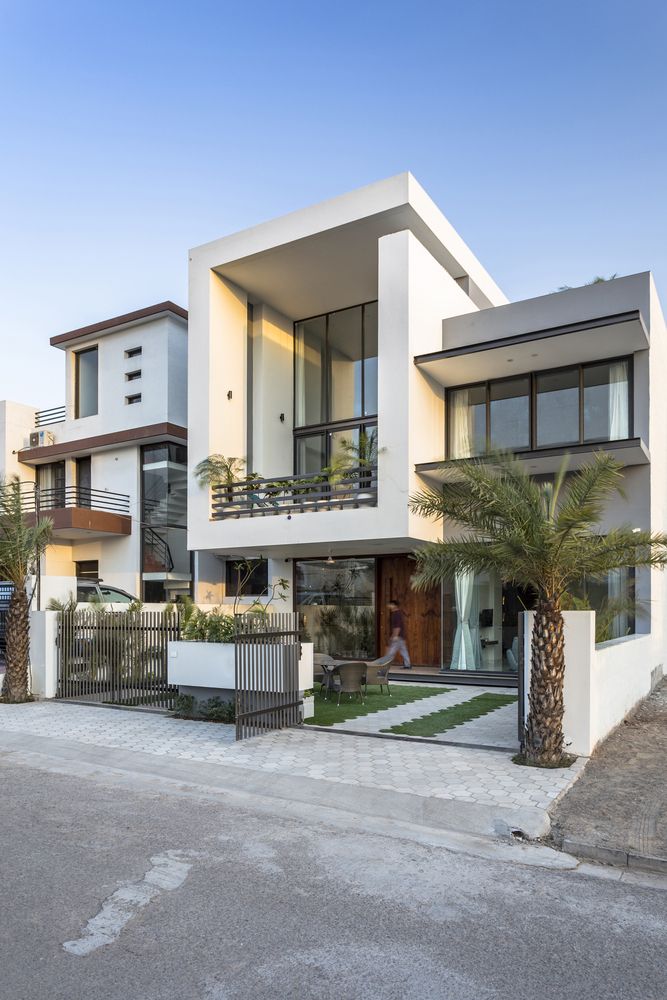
[
  {"x1": 227, "y1": 390, "x2": 233, "y2": 400},
  {"x1": 279, "y1": 413, "x2": 285, "y2": 423}
]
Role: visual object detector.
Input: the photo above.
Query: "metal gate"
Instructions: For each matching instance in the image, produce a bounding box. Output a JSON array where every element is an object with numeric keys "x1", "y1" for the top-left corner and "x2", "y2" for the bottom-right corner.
[
  {"x1": 56, "y1": 609, "x2": 180, "y2": 708},
  {"x1": 234, "y1": 612, "x2": 302, "y2": 740}
]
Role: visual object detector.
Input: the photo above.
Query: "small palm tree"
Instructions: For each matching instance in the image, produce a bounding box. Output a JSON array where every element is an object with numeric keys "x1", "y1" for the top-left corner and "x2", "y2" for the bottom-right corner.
[
  {"x1": 409, "y1": 452, "x2": 667, "y2": 766},
  {"x1": 193, "y1": 455, "x2": 246, "y2": 488},
  {"x1": 0, "y1": 478, "x2": 53, "y2": 703}
]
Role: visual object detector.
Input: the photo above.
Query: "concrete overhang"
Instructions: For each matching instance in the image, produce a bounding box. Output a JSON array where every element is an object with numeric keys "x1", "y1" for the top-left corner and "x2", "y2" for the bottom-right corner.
[
  {"x1": 416, "y1": 437, "x2": 650, "y2": 481},
  {"x1": 415, "y1": 274, "x2": 651, "y2": 387},
  {"x1": 28, "y1": 508, "x2": 132, "y2": 539},
  {"x1": 192, "y1": 173, "x2": 508, "y2": 318}
]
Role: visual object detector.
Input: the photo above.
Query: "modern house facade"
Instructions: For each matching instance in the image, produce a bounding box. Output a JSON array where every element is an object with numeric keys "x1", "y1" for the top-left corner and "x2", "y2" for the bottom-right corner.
[
  {"x1": 187, "y1": 173, "x2": 667, "y2": 688},
  {"x1": 0, "y1": 302, "x2": 223, "y2": 605}
]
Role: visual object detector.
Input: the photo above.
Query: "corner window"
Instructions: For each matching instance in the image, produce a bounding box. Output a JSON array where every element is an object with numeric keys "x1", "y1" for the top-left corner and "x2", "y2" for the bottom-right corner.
[{"x1": 75, "y1": 347, "x2": 98, "y2": 418}]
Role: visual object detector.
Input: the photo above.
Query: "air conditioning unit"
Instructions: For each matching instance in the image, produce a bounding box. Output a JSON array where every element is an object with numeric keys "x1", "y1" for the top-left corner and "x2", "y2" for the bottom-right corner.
[{"x1": 29, "y1": 431, "x2": 55, "y2": 448}]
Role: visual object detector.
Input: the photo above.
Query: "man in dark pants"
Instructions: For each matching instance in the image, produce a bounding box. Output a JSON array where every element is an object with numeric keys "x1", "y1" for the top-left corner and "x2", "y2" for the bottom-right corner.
[{"x1": 386, "y1": 599, "x2": 411, "y2": 669}]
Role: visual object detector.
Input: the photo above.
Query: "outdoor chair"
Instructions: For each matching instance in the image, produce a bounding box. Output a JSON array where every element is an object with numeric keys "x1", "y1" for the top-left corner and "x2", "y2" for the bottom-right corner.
[
  {"x1": 336, "y1": 661, "x2": 365, "y2": 706},
  {"x1": 313, "y1": 652, "x2": 336, "y2": 696},
  {"x1": 362, "y1": 652, "x2": 394, "y2": 695}
]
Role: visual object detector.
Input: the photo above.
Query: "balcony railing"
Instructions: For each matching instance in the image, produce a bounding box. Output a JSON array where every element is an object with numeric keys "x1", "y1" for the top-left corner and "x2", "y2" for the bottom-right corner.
[
  {"x1": 211, "y1": 467, "x2": 378, "y2": 520},
  {"x1": 35, "y1": 405, "x2": 66, "y2": 427},
  {"x1": 25, "y1": 486, "x2": 131, "y2": 515}
]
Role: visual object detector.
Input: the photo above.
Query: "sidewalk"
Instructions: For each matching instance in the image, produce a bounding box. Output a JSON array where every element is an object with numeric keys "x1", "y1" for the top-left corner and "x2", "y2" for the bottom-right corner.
[
  {"x1": 0, "y1": 701, "x2": 585, "y2": 840},
  {"x1": 550, "y1": 680, "x2": 667, "y2": 873}
]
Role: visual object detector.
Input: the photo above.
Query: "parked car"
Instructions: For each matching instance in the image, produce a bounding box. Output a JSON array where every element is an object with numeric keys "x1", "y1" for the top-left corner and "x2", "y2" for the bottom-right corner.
[{"x1": 76, "y1": 579, "x2": 137, "y2": 604}]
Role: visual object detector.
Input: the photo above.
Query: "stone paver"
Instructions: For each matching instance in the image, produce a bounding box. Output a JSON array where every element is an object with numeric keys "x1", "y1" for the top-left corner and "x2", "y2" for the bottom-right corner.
[
  {"x1": 445, "y1": 701, "x2": 518, "y2": 749},
  {"x1": 0, "y1": 701, "x2": 584, "y2": 814},
  {"x1": 550, "y1": 680, "x2": 667, "y2": 859}
]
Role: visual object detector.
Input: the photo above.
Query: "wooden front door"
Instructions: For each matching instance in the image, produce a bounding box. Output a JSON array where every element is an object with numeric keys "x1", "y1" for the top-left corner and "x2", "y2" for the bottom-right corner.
[{"x1": 377, "y1": 555, "x2": 441, "y2": 668}]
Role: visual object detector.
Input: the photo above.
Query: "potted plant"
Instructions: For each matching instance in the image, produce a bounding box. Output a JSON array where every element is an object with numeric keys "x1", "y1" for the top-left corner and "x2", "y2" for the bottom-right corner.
[{"x1": 194, "y1": 455, "x2": 247, "y2": 503}]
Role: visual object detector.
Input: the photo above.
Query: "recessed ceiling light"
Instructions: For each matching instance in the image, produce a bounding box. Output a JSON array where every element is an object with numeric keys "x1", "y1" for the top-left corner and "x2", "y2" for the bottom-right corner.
[
  {"x1": 531, "y1": 352, "x2": 538, "y2": 357},
  {"x1": 507, "y1": 358, "x2": 514, "y2": 363}
]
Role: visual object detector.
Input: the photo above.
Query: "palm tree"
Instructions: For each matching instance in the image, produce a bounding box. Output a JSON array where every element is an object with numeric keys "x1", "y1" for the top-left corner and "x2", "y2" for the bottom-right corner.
[
  {"x1": 0, "y1": 478, "x2": 53, "y2": 703},
  {"x1": 409, "y1": 452, "x2": 667, "y2": 766}
]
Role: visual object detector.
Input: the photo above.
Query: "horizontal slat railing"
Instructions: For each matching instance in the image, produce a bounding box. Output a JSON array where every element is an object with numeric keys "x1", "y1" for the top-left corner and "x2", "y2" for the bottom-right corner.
[
  {"x1": 20, "y1": 485, "x2": 131, "y2": 515},
  {"x1": 212, "y1": 466, "x2": 378, "y2": 520},
  {"x1": 35, "y1": 405, "x2": 66, "y2": 427}
]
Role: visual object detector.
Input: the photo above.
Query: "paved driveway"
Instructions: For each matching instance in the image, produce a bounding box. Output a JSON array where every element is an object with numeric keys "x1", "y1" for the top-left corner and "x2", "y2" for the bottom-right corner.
[{"x1": 0, "y1": 702, "x2": 584, "y2": 837}]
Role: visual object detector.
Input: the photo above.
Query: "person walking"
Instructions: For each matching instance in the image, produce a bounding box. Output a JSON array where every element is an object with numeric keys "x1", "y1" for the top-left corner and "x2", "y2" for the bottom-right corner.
[{"x1": 386, "y1": 599, "x2": 411, "y2": 669}]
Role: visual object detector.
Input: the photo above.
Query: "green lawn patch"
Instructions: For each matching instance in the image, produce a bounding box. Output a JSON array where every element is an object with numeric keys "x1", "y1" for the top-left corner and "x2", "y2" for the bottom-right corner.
[
  {"x1": 305, "y1": 684, "x2": 450, "y2": 728},
  {"x1": 381, "y1": 692, "x2": 517, "y2": 738}
]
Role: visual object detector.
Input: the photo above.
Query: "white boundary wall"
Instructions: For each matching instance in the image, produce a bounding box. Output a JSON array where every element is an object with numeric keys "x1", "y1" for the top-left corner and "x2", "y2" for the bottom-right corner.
[
  {"x1": 29, "y1": 610, "x2": 59, "y2": 699},
  {"x1": 523, "y1": 610, "x2": 662, "y2": 756}
]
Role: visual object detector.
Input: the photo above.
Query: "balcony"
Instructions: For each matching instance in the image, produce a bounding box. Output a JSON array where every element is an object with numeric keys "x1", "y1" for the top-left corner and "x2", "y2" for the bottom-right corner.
[
  {"x1": 35, "y1": 405, "x2": 66, "y2": 427},
  {"x1": 24, "y1": 486, "x2": 132, "y2": 538},
  {"x1": 211, "y1": 467, "x2": 378, "y2": 520}
]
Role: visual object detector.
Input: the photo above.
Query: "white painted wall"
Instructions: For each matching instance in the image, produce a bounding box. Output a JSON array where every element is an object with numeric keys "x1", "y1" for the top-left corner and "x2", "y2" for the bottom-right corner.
[
  {"x1": 0, "y1": 401, "x2": 38, "y2": 479},
  {"x1": 523, "y1": 610, "x2": 661, "y2": 756},
  {"x1": 250, "y1": 303, "x2": 293, "y2": 478},
  {"x1": 30, "y1": 610, "x2": 59, "y2": 698}
]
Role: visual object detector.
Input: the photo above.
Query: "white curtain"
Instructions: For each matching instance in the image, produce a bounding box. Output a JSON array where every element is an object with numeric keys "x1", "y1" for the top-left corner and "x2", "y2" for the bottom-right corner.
[
  {"x1": 451, "y1": 569, "x2": 476, "y2": 670},
  {"x1": 609, "y1": 360, "x2": 629, "y2": 440},
  {"x1": 608, "y1": 567, "x2": 629, "y2": 639},
  {"x1": 451, "y1": 389, "x2": 472, "y2": 459}
]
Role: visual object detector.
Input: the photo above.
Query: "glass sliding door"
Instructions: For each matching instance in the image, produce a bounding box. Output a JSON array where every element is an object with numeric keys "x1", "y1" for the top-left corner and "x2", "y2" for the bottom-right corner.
[
  {"x1": 489, "y1": 377, "x2": 530, "y2": 451},
  {"x1": 583, "y1": 359, "x2": 629, "y2": 441},
  {"x1": 535, "y1": 369, "x2": 579, "y2": 447},
  {"x1": 296, "y1": 558, "x2": 376, "y2": 659},
  {"x1": 447, "y1": 384, "x2": 486, "y2": 458},
  {"x1": 294, "y1": 315, "x2": 326, "y2": 428}
]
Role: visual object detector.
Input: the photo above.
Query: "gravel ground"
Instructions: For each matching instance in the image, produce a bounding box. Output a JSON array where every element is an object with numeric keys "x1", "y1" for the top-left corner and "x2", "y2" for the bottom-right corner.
[{"x1": 550, "y1": 680, "x2": 667, "y2": 858}]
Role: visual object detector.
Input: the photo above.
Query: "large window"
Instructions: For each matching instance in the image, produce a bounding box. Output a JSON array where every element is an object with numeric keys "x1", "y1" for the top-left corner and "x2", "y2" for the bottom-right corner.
[
  {"x1": 141, "y1": 442, "x2": 190, "y2": 601},
  {"x1": 447, "y1": 358, "x2": 631, "y2": 459},
  {"x1": 296, "y1": 558, "x2": 377, "y2": 659},
  {"x1": 294, "y1": 302, "x2": 378, "y2": 474},
  {"x1": 75, "y1": 346, "x2": 99, "y2": 418}
]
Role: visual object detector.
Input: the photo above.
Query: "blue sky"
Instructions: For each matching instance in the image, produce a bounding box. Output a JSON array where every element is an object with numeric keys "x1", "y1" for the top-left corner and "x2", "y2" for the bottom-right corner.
[{"x1": 1, "y1": 0, "x2": 666, "y2": 404}]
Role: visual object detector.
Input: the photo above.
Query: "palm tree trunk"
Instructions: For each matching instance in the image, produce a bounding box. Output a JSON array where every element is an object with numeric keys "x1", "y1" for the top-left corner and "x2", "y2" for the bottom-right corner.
[
  {"x1": 524, "y1": 598, "x2": 566, "y2": 764},
  {"x1": 3, "y1": 587, "x2": 31, "y2": 703}
]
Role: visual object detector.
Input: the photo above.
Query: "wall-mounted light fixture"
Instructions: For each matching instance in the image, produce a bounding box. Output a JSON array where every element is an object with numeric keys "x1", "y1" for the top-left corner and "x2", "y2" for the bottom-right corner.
[
  {"x1": 279, "y1": 413, "x2": 285, "y2": 423},
  {"x1": 227, "y1": 390, "x2": 233, "y2": 400}
]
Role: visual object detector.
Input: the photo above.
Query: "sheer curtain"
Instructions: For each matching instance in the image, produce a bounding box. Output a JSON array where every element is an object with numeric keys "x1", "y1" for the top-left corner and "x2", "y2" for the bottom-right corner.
[
  {"x1": 608, "y1": 361, "x2": 629, "y2": 440},
  {"x1": 451, "y1": 569, "x2": 476, "y2": 670},
  {"x1": 451, "y1": 389, "x2": 472, "y2": 459},
  {"x1": 608, "y1": 567, "x2": 629, "y2": 639}
]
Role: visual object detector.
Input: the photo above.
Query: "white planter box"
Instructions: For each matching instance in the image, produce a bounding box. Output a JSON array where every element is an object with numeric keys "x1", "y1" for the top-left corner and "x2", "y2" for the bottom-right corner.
[
  {"x1": 168, "y1": 640, "x2": 313, "y2": 693},
  {"x1": 301, "y1": 695, "x2": 314, "y2": 720}
]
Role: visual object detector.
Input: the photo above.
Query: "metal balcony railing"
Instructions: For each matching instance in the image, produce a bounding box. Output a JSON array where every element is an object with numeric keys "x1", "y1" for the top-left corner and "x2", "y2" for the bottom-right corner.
[
  {"x1": 35, "y1": 405, "x2": 66, "y2": 427},
  {"x1": 211, "y1": 466, "x2": 378, "y2": 520},
  {"x1": 25, "y1": 486, "x2": 131, "y2": 516}
]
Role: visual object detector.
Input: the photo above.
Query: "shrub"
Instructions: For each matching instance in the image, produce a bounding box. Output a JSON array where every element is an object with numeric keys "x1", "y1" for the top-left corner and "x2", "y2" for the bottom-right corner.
[
  {"x1": 173, "y1": 693, "x2": 195, "y2": 717},
  {"x1": 200, "y1": 696, "x2": 235, "y2": 723},
  {"x1": 181, "y1": 607, "x2": 235, "y2": 643}
]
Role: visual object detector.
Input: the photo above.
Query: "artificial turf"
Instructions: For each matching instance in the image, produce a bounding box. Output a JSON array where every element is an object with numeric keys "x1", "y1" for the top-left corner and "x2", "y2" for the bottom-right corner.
[
  {"x1": 305, "y1": 683, "x2": 450, "y2": 728},
  {"x1": 381, "y1": 692, "x2": 517, "y2": 737}
]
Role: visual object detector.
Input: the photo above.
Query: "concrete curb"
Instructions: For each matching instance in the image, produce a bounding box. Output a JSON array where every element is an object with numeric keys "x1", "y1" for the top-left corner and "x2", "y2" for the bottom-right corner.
[{"x1": 562, "y1": 837, "x2": 667, "y2": 875}]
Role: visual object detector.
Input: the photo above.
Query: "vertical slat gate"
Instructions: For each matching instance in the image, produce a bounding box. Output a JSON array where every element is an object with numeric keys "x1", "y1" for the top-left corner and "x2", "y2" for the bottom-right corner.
[
  {"x1": 56, "y1": 609, "x2": 180, "y2": 708},
  {"x1": 234, "y1": 612, "x2": 302, "y2": 741}
]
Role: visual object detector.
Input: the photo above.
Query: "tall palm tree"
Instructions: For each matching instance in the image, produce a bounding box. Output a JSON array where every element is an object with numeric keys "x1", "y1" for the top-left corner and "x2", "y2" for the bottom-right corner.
[
  {"x1": 0, "y1": 478, "x2": 53, "y2": 703},
  {"x1": 409, "y1": 452, "x2": 667, "y2": 766}
]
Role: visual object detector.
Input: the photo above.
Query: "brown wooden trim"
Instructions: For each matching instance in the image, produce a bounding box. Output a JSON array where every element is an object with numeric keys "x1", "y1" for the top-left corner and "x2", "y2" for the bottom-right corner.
[
  {"x1": 50, "y1": 301, "x2": 188, "y2": 347},
  {"x1": 28, "y1": 508, "x2": 131, "y2": 535},
  {"x1": 19, "y1": 422, "x2": 187, "y2": 463}
]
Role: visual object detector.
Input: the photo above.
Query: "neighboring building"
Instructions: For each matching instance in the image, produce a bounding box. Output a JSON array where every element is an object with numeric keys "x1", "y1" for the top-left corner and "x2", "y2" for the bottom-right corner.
[
  {"x1": 0, "y1": 302, "x2": 223, "y2": 605},
  {"x1": 187, "y1": 173, "x2": 667, "y2": 684}
]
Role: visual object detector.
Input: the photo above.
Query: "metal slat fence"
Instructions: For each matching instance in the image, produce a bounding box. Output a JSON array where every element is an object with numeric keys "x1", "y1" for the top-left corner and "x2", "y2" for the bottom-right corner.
[
  {"x1": 56, "y1": 609, "x2": 180, "y2": 708},
  {"x1": 234, "y1": 612, "x2": 302, "y2": 740}
]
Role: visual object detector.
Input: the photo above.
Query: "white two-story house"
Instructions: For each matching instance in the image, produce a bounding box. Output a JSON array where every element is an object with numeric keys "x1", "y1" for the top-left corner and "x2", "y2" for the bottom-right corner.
[
  {"x1": 187, "y1": 173, "x2": 667, "y2": 685},
  {"x1": 0, "y1": 302, "x2": 211, "y2": 604}
]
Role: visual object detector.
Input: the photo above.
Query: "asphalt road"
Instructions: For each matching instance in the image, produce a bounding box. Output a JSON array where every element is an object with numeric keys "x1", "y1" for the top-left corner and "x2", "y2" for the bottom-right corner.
[{"x1": 1, "y1": 755, "x2": 665, "y2": 1000}]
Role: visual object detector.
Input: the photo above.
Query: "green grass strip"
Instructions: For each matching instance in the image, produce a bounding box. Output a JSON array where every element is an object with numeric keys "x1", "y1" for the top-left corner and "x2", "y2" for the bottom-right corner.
[
  {"x1": 381, "y1": 692, "x2": 517, "y2": 738},
  {"x1": 305, "y1": 684, "x2": 450, "y2": 728}
]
